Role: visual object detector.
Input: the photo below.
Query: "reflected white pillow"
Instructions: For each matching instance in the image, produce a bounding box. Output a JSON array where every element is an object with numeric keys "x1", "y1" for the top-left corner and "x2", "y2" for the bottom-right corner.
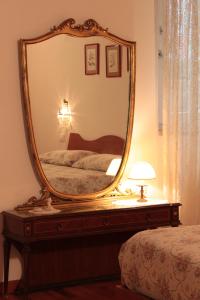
[
  {"x1": 72, "y1": 153, "x2": 121, "y2": 172},
  {"x1": 39, "y1": 150, "x2": 95, "y2": 166}
]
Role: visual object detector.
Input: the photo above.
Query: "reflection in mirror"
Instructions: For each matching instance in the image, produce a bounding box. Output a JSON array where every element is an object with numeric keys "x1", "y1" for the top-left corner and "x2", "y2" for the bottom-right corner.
[
  {"x1": 26, "y1": 35, "x2": 130, "y2": 195},
  {"x1": 19, "y1": 19, "x2": 135, "y2": 201}
]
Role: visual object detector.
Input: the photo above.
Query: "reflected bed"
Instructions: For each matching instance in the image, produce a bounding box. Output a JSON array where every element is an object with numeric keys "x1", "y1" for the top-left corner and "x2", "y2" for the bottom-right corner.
[
  {"x1": 41, "y1": 163, "x2": 114, "y2": 194},
  {"x1": 40, "y1": 133, "x2": 124, "y2": 195}
]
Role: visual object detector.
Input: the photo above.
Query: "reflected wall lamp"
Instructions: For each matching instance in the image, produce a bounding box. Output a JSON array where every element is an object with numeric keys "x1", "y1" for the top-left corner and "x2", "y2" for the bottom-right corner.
[{"x1": 57, "y1": 99, "x2": 71, "y2": 119}]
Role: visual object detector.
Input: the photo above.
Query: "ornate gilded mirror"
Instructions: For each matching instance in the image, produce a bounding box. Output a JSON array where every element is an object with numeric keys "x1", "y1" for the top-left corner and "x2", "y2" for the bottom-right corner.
[{"x1": 19, "y1": 19, "x2": 136, "y2": 204}]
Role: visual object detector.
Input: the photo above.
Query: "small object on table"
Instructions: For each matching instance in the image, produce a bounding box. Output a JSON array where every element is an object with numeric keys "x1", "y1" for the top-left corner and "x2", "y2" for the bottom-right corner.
[{"x1": 29, "y1": 198, "x2": 60, "y2": 215}]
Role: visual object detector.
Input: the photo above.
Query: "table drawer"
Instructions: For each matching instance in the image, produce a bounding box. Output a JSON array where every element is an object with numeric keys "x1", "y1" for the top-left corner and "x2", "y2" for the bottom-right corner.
[
  {"x1": 32, "y1": 215, "x2": 115, "y2": 236},
  {"x1": 144, "y1": 209, "x2": 170, "y2": 223},
  {"x1": 32, "y1": 213, "x2": 134, "y2": 236},
  {"x1": 29, "y1": 207, "x2": 170, "y2": 238}
]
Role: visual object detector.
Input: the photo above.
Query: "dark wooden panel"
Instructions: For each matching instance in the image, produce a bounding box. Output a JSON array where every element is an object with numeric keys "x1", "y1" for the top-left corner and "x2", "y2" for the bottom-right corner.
[
  {"x1": 26, "y1": 232, "x2": 135, "y2": 288},
  {"x1": 68, "y1": 133, "x2": 125, "y2": 155}
]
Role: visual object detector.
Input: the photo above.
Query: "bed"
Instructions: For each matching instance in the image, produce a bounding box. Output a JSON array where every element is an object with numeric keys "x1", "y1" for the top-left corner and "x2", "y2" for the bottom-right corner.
[
  {"x1": 119, "y1": 225, "x2": 200, "y2": 300},
  {"x1": 39, "y1": 133, "x2": 124, "y2": 194}
]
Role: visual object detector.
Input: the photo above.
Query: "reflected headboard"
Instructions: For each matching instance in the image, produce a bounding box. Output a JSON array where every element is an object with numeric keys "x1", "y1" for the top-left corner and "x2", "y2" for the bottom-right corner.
[{"x1": 68, "y1": 133, "x2": 125, "y2": 155}]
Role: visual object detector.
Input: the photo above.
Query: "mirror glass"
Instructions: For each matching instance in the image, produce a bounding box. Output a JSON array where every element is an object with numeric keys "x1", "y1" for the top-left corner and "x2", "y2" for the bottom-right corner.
[{"x1": 21, "y1": 19, "x2": 135, "y2": 199}]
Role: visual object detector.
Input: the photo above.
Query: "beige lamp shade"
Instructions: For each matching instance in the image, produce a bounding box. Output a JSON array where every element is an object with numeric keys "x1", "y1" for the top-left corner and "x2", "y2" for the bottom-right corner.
[
  {"x1": 128, "y1": 161, "x2": 156, "y2": 180},
  {"x1": 106, "y1": 158, "x2": 122, "y2": 176}
]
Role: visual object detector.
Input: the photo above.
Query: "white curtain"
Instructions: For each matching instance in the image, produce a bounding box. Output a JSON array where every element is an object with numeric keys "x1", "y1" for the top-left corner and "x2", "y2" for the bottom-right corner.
[{"x1": 163, "y1": 0, "x2": 200, "y2": 224}]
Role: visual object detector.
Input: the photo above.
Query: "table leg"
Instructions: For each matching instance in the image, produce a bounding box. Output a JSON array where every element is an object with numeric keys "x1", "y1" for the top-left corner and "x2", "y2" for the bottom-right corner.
[
  {"x1": 3, "y1": 237, "x2": 11, "y2": 296},
  {"x1": 21, "y1": 244, "x2": 31, "y2": 300}
]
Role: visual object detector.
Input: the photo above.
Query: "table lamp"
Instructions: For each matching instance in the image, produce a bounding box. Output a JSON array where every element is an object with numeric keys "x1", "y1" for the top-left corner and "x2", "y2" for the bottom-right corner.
[
  {"x1": 128, "y1": 161, "x2": 156, "y2": 202},
  {"x1": 106, "y1": 158, "x2": 124, "y2": 195},
  {"x1": 106, "y1": 158, "x2": 122, "y2": 176}
]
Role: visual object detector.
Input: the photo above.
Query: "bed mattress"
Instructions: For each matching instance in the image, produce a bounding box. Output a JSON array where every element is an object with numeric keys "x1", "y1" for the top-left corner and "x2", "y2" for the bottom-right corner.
[{"x1": 119, "y1": 225, "x2": 200, "y2": 300}]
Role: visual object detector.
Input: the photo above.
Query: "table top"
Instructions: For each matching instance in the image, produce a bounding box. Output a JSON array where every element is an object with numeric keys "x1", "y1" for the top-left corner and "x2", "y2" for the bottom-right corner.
[{"x1": 3, "y1": 197, "x2": 180, "y2": 220}]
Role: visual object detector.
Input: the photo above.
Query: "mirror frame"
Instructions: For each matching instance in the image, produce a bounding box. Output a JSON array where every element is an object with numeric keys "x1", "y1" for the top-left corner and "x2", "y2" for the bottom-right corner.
[{"x1": 18, "y1": 18, "x2": 136, "y2": 205}]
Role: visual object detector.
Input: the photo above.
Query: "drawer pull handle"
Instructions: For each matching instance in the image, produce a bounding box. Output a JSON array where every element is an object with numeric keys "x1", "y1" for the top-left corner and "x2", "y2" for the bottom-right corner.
[
  {"x1": 57, "y1": 223, "x2": 63, "y2": 231},
  {"x1": 103, "y1": 219, "x2": 110, "y2": 226},
  {"x1": 146, "y1": 214, "x2": 151, "y2": 222}
]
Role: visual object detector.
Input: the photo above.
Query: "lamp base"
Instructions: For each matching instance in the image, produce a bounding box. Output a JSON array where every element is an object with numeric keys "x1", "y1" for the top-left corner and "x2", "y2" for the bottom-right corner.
[
  {"x1": 137, "y1": 197, "x2": 148, "y2": 203},
  {"x1": 137, "y1": 184, "x2": 148, "y2": 203}
]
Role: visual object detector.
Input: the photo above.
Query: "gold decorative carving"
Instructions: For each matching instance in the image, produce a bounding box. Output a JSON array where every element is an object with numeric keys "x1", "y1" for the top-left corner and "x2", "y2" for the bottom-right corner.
[
  {"x1": 15, "y1": 188, "x2": 50, "y2": 211},
  {"x1": 15, "y1": 188, "x2": 69, "y2": 211},
  {"x1": 51, "y1": 18, "x2": 107, "y2": 33}
]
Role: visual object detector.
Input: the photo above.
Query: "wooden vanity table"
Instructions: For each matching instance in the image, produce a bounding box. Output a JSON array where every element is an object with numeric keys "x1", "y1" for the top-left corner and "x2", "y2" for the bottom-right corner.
[
  {"x1": 9, "y1": 17, "x2": 181, "y2": 299},
  {"x1": 2, "y1": 198, "x2": 180, "y2": 296}
]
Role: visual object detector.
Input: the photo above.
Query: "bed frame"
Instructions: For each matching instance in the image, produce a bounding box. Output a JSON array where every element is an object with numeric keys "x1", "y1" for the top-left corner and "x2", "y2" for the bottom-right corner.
[{"x1": 67, "y1": 133, "x2": 125, "y2": 155}]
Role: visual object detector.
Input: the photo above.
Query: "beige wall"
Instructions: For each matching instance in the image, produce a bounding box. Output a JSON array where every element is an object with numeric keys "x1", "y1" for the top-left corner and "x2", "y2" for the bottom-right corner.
[
  {"x1": 127, "y1": 0, "x2": 163, "y2": 199},
  {"x1": 0, "y1": 0, "x2": 161, "y2": 281}
]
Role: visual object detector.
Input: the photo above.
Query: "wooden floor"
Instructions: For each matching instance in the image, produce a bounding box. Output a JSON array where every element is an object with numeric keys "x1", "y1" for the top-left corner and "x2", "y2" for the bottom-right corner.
[{"x1": 0, "y1": 281, "x2": 150, "y2": 300}]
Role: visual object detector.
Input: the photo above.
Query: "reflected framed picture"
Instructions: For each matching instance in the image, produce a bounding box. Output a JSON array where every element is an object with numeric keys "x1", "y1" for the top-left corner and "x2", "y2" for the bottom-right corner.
[
  {"x1": 106, "y1": 45, "x2": 121, "y2": 77},
  {"x1": 127, "y1": 47, "x2": 130, "y2": 72},
  {"x1": 85, "y1": 43, "x2": 99, "y2": 75}
]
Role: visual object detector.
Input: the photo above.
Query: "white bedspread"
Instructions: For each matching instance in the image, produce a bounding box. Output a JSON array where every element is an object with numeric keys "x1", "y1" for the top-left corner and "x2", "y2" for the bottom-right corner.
[{"x1": 119, "y1": 225, "x2": 200, "y2": 300}]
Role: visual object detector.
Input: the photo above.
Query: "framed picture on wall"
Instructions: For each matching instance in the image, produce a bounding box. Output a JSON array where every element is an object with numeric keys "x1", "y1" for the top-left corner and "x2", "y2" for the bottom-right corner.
[
  {"x1": 85, "y1": 43, "x2": 100, "y2": 75},
  {"x1": 106, "y1": 45, "x2": 121, "y2": 77}
]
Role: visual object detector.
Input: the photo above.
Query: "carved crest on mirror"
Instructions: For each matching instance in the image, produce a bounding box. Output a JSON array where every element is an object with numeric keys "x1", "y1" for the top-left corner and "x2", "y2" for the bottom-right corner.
[
  {"x1": 51, "y1": 18, "x2": 107, "y2": 33},
  {"x1": 17, "y1": 18, "x2": 136, "y2": 211}
]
